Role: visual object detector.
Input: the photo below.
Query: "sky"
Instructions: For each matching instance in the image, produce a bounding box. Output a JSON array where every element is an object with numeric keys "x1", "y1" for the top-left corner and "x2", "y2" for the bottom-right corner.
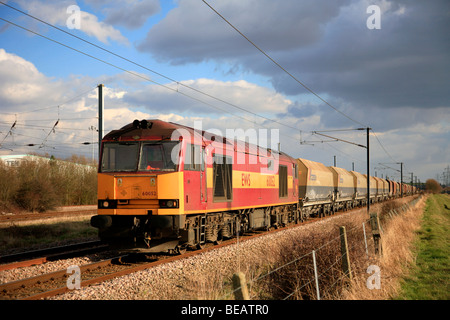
[{"x1": 0, "y1": 0, "x2": 449, "y2": 184}]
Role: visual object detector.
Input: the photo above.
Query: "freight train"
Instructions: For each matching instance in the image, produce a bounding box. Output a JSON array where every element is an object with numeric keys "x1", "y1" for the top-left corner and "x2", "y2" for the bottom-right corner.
[{"x1": 90, "y1": 119, "x2": 416, "y2": 253}]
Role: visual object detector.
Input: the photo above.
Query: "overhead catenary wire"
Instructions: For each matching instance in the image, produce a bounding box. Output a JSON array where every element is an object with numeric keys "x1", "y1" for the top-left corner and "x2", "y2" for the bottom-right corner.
[
  {"x1": 0, "y1": 1, "x2": 300, "y2": 133},
  {"x1": 0, "y1": 119, "x2": 16, "y2": 147},
  {"x1": 0, "y1": 3, "x2": 401, "y2": 171},
  {"x1": 370, "y1": 129, "x2": 397, "y2": 163},
  {"x1": 0, "y1": 16, "x2": 304, "y2": 148},
  {"x1": 38, "y1": 118, "x2": 59, "y2": 149},
  {"x1": 1, "y1": 86, "x2": 97, "y2": 116},
  {"x1": 202, "y1": 0, "x2": 367, "y2": 128},
  {"x1": 201, "y1": 0, "x2": 401, "y2": 168},
  {"x1": 0, "y1": 82, "x2": 98, "y2": 152}
]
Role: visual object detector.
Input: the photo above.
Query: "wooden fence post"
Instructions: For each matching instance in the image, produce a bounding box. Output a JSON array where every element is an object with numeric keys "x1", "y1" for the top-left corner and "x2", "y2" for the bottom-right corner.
[
  {"x1": 340, "y1": 226, "x2": 352, "y2": 281},
  {"x1": 232, "y1": 272, "x2": 249, "y2": 300},
  {"x1": 369, "y1": 212, "x2": 383, "y2": 256},
  {"x1": 362, "y1": 222, "x2": 369, "y2": 258},
  {"x1": 312, "y1": 250, "x2": 320, "y2": 300}
]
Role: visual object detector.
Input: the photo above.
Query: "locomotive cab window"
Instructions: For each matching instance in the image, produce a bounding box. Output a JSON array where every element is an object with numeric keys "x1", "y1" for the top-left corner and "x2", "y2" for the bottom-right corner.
[
  {"x1": 184, "y1": 143, "x2": 201, "y2": 171},
  {"x1": 101, "y1": 142, "x2": 139, "y2": 172},
  {"x1": 279, "y1": 165, "x2": 288, "y2": 198},
  {"x1": 100, "y1": 141, "x2": 180, "y2": 172},
  {"x1": 139, "y1": 141, "x2": 179, "y2": 171},
  {"x1": 213, "y1": 154, "x2": 232, "y2": 201}
]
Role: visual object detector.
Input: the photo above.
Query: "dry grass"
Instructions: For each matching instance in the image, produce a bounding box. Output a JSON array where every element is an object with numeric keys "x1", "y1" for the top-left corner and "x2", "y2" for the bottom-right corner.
[
  {"x1": 249, "y1": 208, "x2": 372, "y2": 300},
  {"x1": 217, "y1": 195, "x2": 426, "y2": 300},
  {"x1": 341, "y1": 195, "x2": 426, "y2": 300}
]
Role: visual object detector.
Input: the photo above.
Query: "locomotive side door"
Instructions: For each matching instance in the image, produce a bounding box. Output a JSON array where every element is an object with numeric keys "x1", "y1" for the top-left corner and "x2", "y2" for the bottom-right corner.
[{"x1": 183, "y1": 143, "x2": 203, "y2": 212}]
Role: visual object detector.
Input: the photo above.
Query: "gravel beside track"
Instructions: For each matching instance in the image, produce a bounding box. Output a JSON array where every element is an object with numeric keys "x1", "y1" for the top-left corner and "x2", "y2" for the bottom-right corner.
[
  {"x1": 49, "y1": 211, "x2": 360, "y2": 300},
  {"x1": 0, "y1": 257, "x2": 92, "y2": 284}
]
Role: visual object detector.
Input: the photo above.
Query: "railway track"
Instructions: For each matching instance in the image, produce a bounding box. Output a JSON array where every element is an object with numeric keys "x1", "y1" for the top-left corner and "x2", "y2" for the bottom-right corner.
[
  {"x1": 0, "y1": 207, "x2": 349, "y2": 300},
  {"x1": 0, "y1": 240, "x2": 108, "y2": 270},
  {"x1": 0, "y1": 255, "x2": 126, "y2": 300},
  {"x1": 0, "y1": 196, "x2": 415, "y2": 300}
]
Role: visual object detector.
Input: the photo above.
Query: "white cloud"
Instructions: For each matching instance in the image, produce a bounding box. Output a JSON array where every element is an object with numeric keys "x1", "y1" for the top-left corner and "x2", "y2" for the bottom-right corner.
[
  {"x1": 0, "y1": 49, "x2": 98, "y2": 158},
  {"x1": 123, "y1": 78, "x2": 293, "y2": 117},
  {"x1": 16, "y1": 0, "x2": 129, "y2": 45},
  {"x1": 78, "y1": 10, "x2": 129, "y2": 45},
  {"x1": 0, "y1": 47, "x2": 447, "y2": 181},
  {"x1": 0, "y1": 49, "x2": 61, "y2": 108}
]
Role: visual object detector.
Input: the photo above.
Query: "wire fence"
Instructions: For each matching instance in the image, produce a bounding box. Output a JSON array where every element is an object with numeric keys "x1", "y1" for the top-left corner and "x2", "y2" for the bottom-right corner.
[{"x1": 221, "y1": 196, "x2": 422, "y2": 300}]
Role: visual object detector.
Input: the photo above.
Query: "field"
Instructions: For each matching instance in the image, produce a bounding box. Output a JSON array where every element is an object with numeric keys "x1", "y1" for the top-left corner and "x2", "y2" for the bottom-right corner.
[{"x1": 395, "y1": 194, "x2": 450, "y2": 299}]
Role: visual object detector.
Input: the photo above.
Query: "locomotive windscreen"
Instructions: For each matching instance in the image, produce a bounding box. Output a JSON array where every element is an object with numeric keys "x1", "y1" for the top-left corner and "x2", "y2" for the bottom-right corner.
[
  {"x1": 100, "y1": 141, "x2": 180, "y2": 172},
  {"x1": 138, "y1": 141, "x2": 179, "y2": 171},
  {"x1": 101, "y1": 142, "x2": 139, "y2": 172}
]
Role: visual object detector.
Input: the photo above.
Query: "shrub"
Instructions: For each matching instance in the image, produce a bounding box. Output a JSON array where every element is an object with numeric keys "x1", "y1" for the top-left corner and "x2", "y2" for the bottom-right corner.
[
  {"x1": 0, "y1": 161, "x2": 19, "y2": 208},
  {"x1": 425, "y1": 179, "x2": 442, "y2": 194},
  {"x1": 0, "y1": 155, "x2": 97, "y2": 212}
]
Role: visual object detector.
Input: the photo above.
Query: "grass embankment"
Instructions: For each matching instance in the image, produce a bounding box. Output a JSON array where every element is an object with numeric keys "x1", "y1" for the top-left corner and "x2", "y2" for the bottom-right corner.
[
  {"x1": 0, "y1": 217, "x2": 98, "y2": 255},
  {"x1": 342, "y1": 194, "x2": 449, "y2": 300},
  {"x1": 395, "y1": 194, "x2": 450, "y2": 300}
]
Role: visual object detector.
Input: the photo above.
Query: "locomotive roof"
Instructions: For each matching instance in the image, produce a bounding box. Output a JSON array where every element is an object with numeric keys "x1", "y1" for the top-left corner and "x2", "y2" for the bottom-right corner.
[{"x1": 103, "y1": 119, "x2": 295, "y2": 161}]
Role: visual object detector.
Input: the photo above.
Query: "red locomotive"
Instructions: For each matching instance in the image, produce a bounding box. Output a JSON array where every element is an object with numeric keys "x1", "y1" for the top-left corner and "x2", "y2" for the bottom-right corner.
[{"x1": 91, "y1": 119, "x2": 299, "y2": 253}]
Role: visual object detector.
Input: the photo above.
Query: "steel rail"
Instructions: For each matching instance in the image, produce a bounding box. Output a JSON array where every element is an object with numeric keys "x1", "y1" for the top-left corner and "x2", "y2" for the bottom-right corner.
[{"x1": 0, "y1": 240, "x2": 107, "y2": 268}]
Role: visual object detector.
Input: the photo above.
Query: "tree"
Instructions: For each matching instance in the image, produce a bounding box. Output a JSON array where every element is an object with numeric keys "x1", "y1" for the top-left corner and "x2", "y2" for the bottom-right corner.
[{"x1": 425, "y1": 179, "x2": 442, "y2": 194}]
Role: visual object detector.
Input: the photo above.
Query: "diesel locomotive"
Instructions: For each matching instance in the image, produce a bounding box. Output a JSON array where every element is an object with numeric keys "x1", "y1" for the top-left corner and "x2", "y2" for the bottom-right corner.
[
  {"x1": 91, "y1": 119, "x2": 300, "y2": 253},
  {"x1": 90, "y1": 119, "x2": 416, "y2": 253}
]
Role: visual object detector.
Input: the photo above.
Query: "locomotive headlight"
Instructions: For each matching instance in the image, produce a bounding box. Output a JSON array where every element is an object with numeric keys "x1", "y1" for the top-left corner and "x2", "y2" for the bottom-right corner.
[
  {"x1": 159, "y1": 199, "x2": 178, "y2": 208},
  {"x1": 98, "y1": 200, "x2": 117, "y2": 209}
]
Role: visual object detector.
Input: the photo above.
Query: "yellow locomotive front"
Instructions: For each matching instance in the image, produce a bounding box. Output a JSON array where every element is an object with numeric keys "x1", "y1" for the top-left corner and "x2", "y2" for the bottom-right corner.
[
  {"x1": 97, "y1": 140, "x2": 183, "y2": 216},
  {"x1": 91, "y1": 120, "x2": 186, "y2": 251}
]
